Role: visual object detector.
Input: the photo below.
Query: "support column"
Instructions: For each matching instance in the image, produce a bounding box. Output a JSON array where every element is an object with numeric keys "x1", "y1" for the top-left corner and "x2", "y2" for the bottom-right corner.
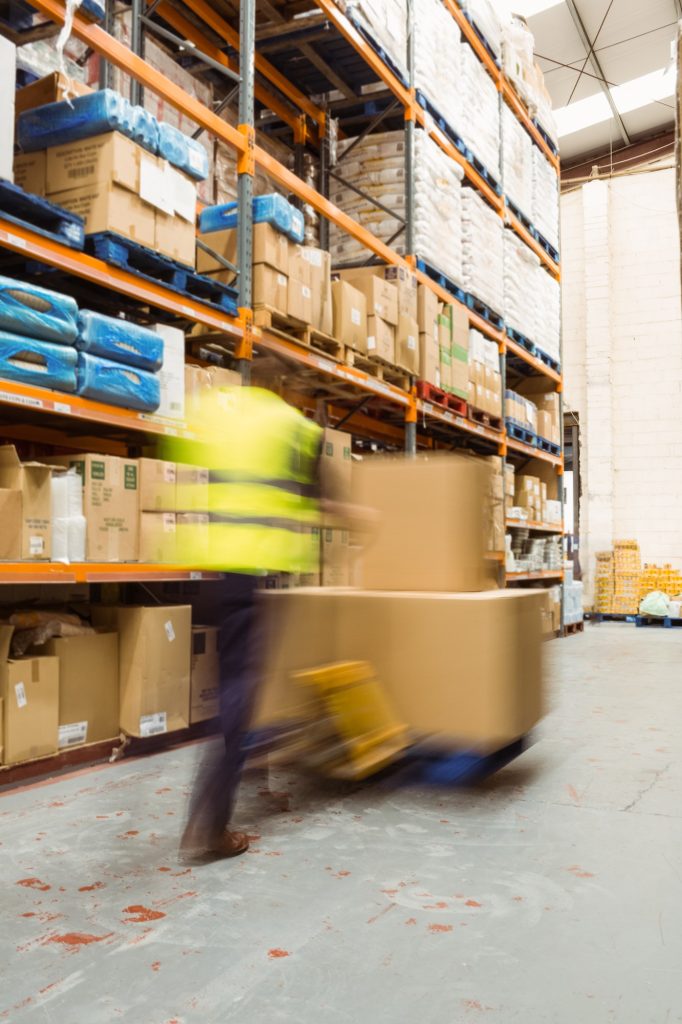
[{"x1": 237, "y1": 0, "x2": 255, "y2": 384}]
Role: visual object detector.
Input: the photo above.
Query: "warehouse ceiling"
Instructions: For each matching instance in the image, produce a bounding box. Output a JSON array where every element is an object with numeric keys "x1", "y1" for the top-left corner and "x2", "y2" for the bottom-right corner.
[{"x1": 520, "y1": 0, "x2": 679, "y2": 165}]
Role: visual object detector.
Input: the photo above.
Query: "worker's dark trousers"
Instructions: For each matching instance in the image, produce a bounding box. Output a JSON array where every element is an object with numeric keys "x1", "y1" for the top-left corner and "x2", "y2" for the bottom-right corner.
[{"x1": 187, "y1": 573, "x2": 261, "y2": 839}]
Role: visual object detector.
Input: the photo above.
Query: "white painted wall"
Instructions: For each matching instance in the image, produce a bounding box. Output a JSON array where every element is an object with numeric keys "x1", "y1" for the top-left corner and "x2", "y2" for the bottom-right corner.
[{"x1": 561, "y1": 167, "x2": 682, "y2": 601}]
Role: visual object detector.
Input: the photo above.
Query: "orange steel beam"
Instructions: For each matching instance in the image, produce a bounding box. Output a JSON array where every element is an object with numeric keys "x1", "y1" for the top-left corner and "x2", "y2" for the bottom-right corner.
[
  {"x1": 0, "y1": 564, "x2": 223, "y2": 584},
  {"x1": 506, "y1": 210, "x2": 560, "y2": 279},
  {"x1": 502, "y1": 80, "x2": 560, "y2": 171},
  {"x1": 442, "y1": 0, "x2": 500, "y2": 85},
  {"x1": 505, "y1": 336, "x2": 561, "y2": 386},
  {"x1": 181, "y1": 0, "x2": 326, "y2": 128},
  {"x1": 149, "y1": 0, "x2": 302, "y2": 135}
]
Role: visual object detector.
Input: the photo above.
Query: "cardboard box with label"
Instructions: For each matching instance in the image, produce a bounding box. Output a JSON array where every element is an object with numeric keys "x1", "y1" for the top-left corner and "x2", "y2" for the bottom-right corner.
[
  {"x1": 352, "y1": 453, "x2": 497, "y2": 592},
  {"x1": 51, "y1": 183, "x2": 156, "y2": 249},
  {"x1": 0, "y1": 625, "x2": 59, "y2": 765},
  {"x1": 380, "y1": 265, "x2": 418, "y2": 320},
  {"x1": 321, "y1": 528, "x2": 351, "y2": 586},
  {"x1": 339, "y1": 269, "x2": 399, "y2": 325},
  {"x1": 320, "y1": 426, "x2": 352, "y2": 502},
  {"x1": 44, "y1": 632, "x2": 118, "y2": 748},
  {"x1": 418, "y1": 283, "x2": 439, "y2": 336},
  {"x1": 154, "y1": 323, "x2": 185, "y2": 422},
  {"x1": 367, "y1": 316, "x2": 395, "y2": 364},
  {"x1": 0, "y1": 446, "x2": 53, "y2": 560},
  {"x1": 396, "y1": 314, "x2": 420, "y2": 374},
  {"x1": 175, "y1": 464, "x2": 209, "y2": 512},
  {"x1": 197, "y1": 223, "x2": 289, "y2": 279},
  {"x1": 14, "y1": 72, "x2": 92, "y2": 118},
  {"x1": 254, "y1": 265, "x2": 288, "y2": 314},
  {"x1": 51, "y1": 453, "x2": 139, "y2": 562},
  {"x1": 139, "y1": 511, "x2": 177, "y2": 563},
  {"x1": 107, "y1": 604, "x2": 191, "y2": 736},
  {"x1": 289, "y1": 244, "x2": 312, "y2": 288},
  {"x1": 332, "y1": 280, "x2": 367, "y2": 352},
  {"x1": 302, "y1": 247, "x2": 333, "y2": 335},
  {"x1": 419, "y1": 332, "x2": 440, "y2": 387},
  {"x1": 139, "y1": 458, "x2": 176, "y2": 512},
  {"x1": 288, "y1": 278, "x2": 313, "y2": 323},
  {"x1": 190, "y1": 626, "x2": 220, "y2": 723}
]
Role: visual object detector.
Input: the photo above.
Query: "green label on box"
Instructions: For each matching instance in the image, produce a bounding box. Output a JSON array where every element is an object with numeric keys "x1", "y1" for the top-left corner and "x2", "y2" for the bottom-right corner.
[
  {"x1": 91, "y1": 460, "x2": 105, "y2": 481},
  {"x1": 451, "y1": 344, "x2": 469, "y2": 363},
  {"x1": 325, "y1": 442, "x2": 333, "y2": 457},
  {"x1": 124, "y1": 464, "x2": 138, "y2": 490},
  {"x1": 343, "y1": 446, "x2": 351, "y2": 460},
  {"x1": 451, "y1": 386, "x2": 468, "y2": 400}
]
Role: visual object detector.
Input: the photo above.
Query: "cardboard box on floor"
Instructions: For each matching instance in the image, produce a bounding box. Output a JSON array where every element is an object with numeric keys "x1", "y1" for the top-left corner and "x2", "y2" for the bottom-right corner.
[
  {"x1": 190, "y1": 626, "x2": 220, "y2": 723},
  {"x1": 95, "y1": 605, "x2": 191, "y2": 737},
  {"x1": 0, "y1": 446, "x2": 53, "y2": 560},
  {"x1": 332, "y1": 280, "x2": 367, "y2": 353},
  {"x1": 44, "y1": 632, "x2": 119, "y2": 748},
  {"x1": 14, "y1": 72, "x2": 92, "y2": 117},
  {"x1": 254, "y1": 589, "x2": 544, "y2": 748},
  {"x1": 352, "y1": 454, "x2": 497, "y2": 592},
  {"x1": 0, "y1": 625, "x2": 59, "y2": 765},
  {"x1": 51, "y1": 453, "x2": 139, "y2": 562}
]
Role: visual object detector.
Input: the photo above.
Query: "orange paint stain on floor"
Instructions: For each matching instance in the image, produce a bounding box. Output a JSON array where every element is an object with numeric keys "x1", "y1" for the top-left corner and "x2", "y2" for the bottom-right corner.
[
  {"x1": 122, "y1": 905, "x2": 167, "y2": 923},
  {"x1": 465, "y1": 900, "x2": 482, "y2": 908},
  {"x1": 428, "y1": 923, "x2": 453, "y2": 934},
  {"x1": 79, "y1": 882, "x2": 104, "y2": 892},
  {"x1": 267, "y1": 948, "x2": 290, "y2": 958},
  {"x1": 45, "y1": 932, "x2": 113, "y2": 949},
  {"x1": 16, "y1": 878, "x2": 50, "y2": 891},
  {"x1": 567, "y1": 865, "x2": 595, "y2": 879}
]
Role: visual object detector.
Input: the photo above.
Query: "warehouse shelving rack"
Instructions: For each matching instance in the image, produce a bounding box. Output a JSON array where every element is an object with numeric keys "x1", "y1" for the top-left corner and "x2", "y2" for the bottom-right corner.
[{"x1": 0, "y1": 0, "x2": 564, "y2": 595}]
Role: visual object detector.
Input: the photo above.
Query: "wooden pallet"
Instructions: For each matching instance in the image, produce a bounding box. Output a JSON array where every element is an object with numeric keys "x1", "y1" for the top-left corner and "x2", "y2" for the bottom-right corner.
[
  {"x1": 563, "y1": 620, "x2": 585, "y2": 637},
  {"x1": 254, "y1": 306, "x2": 344, "y2": 359},
  {"x1": 344, "y1": 347, "x2": 411, "y2": 390},
  {"x1": 469, "y1": 406, "x2": 503, "y2": 432}
]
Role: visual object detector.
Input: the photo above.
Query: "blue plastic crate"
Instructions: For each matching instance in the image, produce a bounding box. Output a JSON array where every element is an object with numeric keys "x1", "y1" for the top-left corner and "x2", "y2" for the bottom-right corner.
[
  {"x1": 200, "y1": 193, "x2": 305, "y2": 243},
  {"x1": 17, "y1": 89, "x2": 134, "y2": 153},
  {"x1": 157, "y1": 122, "x2": 209, "y2": 182},
  {"x1": 0, "y1": 274, "x2": 78, "y2": 344},
  {"x1": 76, "y1": 353, "x2": 160, "y2": 412},
  {"x1": 77, "y1": 311, "x2": 164, "y2": 372},
  {"x1": 0, "y1": 331, "x2": 77, "y2": 391}
]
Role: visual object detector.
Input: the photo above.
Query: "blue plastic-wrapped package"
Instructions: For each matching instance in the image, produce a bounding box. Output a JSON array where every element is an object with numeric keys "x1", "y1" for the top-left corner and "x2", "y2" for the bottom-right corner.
[
  {"x1": 0, "y1": 331, "x2": 78, "y2": 391},
  {"x1": 157, "y1": 122, "x2": 209, "y2": 182},
  {"x1": 199, "y1": 193, "x2": 305, "y2": 242},
  {"x1": 76, "y1": 353, "x2": 161, "y2": 412},
  {"x1": 76, "y1": 311, "x2": 164, "y2": 372},
  {"x1": 130, "y1": 105, "x2": 160, "y2": 154},
  {"x1": 17, "y1": 89, "x2": 134, "y2": 153},
  {"x1": 0, "y1": 275, "x2": 78, "y2": 344}
]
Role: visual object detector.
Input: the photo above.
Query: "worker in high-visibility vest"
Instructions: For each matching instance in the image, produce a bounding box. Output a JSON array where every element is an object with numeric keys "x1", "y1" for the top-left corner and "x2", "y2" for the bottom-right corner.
[{"x1": 165, "y1": 384, "x2": 355, "y2": 860}]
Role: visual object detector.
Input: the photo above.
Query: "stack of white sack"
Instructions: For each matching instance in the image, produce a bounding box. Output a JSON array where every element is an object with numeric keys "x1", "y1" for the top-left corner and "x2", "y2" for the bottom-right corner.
[
  {"x1": 414, "y1": 0, "x2": 462, "y2": 130},
  {"x1": 459, "y1": 40, "x2": 500, "y2": 180},
  {"x1": 503, "y1": 228, "x2": 539, "y2": 342},
  {"x1": 458, "y1": 0, "x2": 504, "y2": 58},
  {"x1": 534, "y1": 265, "x2": 561, "y2": 362},
  {"x1": 331, "y1": 128, "x2": 465, "y2": 289},
  {"x1": 344, "y1": 0, "x2": 407, "y2": 79},
  {"x1": 501, "y1": 103, "x2": 534, "y2": 220},
  {"x1": 501, "y1": 14, "x2": 535, "y2": 109},
  {"x1": 461, "y1": 188, "x2": 504, "y2": 315},
  {"x1": 532, "y1": 146, "x2": 560, "y2": 251}
]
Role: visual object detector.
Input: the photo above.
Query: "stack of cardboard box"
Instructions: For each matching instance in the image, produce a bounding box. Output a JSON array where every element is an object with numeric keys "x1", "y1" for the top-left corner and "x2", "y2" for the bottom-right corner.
[
  {"x1": 468, "y1": 361, "x2": 503, "y2": 417},
  {"x1": 438, "y1": 303, "x2": 469, "y2": 400},
  {"x1": 336, "y1": 266, "x2": 420, "y2": 374},
  {"x1": 486, "y1": 456, "x2": 505, "y2": 552},
  {"x1": 517, "y1": 384, "x2": 561, "y2": 447},
  {"x1": 418, "y1": 283, "x2": 440, "y2": 386},
  {"x1": 513, "y1": 474, "x2": 548, "y2": 523},
  {"x1": 319, "y1": 426, "x2": 353, "y2": 587},
  {"x1": 505, "y1": 390, "x2": 538, "y2": 435}
]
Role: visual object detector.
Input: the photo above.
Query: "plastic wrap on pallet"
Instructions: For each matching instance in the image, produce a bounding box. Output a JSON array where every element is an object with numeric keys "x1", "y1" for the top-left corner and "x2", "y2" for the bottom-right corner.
[
  {"x1": 344, "y1": 0, "x2": 407, "y2": 80},
  {"x1": 0, "y1": 274, "x2": 78, "y2": 344},
  {"x1": 131, "y1": 104, "x2": 160, "y2": 154},
  {"x1": 459, "y1": 0, "x2": 504, "y2": 58},
  {"x1": 503, "y1": 228, "x2": 539, "y2": 343},
  {"x1": 459, "y1": 40, "x2": 500, "y2": 181},
  {"x1": 76, "y1": 353, "x2": 161, "y2": 411},
  {"x1": 0, "y1": 330, "x2": 78, "y2": 391},
  {"x1": 414, "y1": 0, "x2": 462, "y2": 132},
  {"x1": 157, "y1": 122, "x2": 208, "y2": 182},
  {"x1": 16, "y1": 88, "x2": 134, "y2": 153},
  {"x1": 532, "y1": 146, "x2": 560, "y2": 252},
  {"x1": 461, "y1": 189, "x2": 504, "y2": 316},
  {"x1": 199, "y1": 193, "x2": 305, "y2": 243},
  {"x1": 501, "y1": 103, "x2": 534, "y2": 221},
  {"x1": 502, "y1": 15, "x2": 536, "y2": 110},
  {"x1": 534, "y1": 265, "x2": 561, "y2": 362},
  {"x1": 77, "y1": 311, "x2": 164, "y2": 372}
]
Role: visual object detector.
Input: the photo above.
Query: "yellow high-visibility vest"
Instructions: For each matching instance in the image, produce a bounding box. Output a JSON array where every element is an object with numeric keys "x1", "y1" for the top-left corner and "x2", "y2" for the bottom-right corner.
[{"x1": 166, "y1": 387, "x2": 323, "y2": 573}]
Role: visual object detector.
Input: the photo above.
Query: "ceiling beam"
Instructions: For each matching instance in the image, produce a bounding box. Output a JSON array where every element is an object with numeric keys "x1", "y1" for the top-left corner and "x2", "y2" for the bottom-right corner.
[
  {"x1": 560, "y1": 128, "x2": 675, "y2": 187},
  {"x1": 564, "y1": 0, "x2": 630, "y2": 145}
]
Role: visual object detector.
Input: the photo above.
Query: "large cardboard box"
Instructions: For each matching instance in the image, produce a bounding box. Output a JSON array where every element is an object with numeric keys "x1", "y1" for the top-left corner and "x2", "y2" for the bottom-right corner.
[
  {"x1": 50, "y1": 183, "x2": 156, "y2": 249},
  {"x1": 0, "y1": 446, "x2": 53, "y2": 560},
  {"x1": 320, "y1": 426, "x2": 352, "y2": 502},
  {"x1": 302, "y1": 247, "x2": 333, "y2": 335},
  {"x1": 190, "y1": 626, "x2": 220, "y2": 723},
  {"x1": 110, "y1": 605, "x2": 191, "y2": 737},
  {"x1": 353, "y1": 454, "x2": 496, "y2": 592},
  {"x1": 13, "y1": 151, "x2": 47, "y2": 196},
  {"x1": 451, "y1": 347, "x2": 469, "y2": 400},
  {"x1": 51, "y1": 453, "x2": 139, "y2": 562},
  {"x1": 321, "y1": 528, "x2": 351, "y2": 586},
  {"x1": 154, "y1": 323, "x2": 186, "y2": 422},
  {"x1": 0, "y1": 626, "x2": 58, "y2": 765},
  {"x1": 396, "y1": 314, "x2": 420, "y2": 374},
  {"x1": 255, "y1": 589, "x2": 544, "y2": 748},
  {"x1": 197, "y1": 223, "x2": 289, "y2": 278},
  {"x1": 0, "y1": 490, "x2": 21, "y2": 559},
  {"x1": 156, "y1": 211, "x2": 196, "y2": 268},
  {"x1": 367, "y1": 316, "x2": 395, "y2": 364},
  {"x1": 418, "y1": 283, "x2": 439, "y2": 335},
  {"x1": 419, "y1": 332, "x2": 440, "y2": 387},
  {"x1": 44, "y1": 632, "x2": 118, "y2": 748},
  {"x1": 339, "y1": 269, "x2": 398, "y2": 325},
  {"x1": 254, "y1": 265, "x2": 287, "y2": 314},
  {"x1": 289, "y1": 244, "x2": 312, "y2": 287},
  {"x1": 15, "y1": 72, "x2": 91, "y2": 118},
  {"x1": 47, "y1": 132, "x2": 147, "y2": 195},
  {"x1": 381, "y1": 265, "x2": 418, "y2": 320},
  {"x1": 288, "y1": 279, "x2": 313, "y2": 323},
  {"x1": 332, "y1": 280, "x2": 367, "y2": 352},
  {"x1": 139, "y1": 512, "x2": 177, "y2": 563},
  {"x1": 139, "y1": 458, "x2": 176, "y2": 512}
]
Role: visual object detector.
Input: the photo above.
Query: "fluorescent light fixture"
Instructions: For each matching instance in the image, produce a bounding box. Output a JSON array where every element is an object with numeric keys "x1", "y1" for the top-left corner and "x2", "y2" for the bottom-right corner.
[
  {"x1": 509, "y1": 0, "x2": 564, "y2": 16},
  {"x1": 554, "y1": 64, "x2": 678, "y2": 138}
]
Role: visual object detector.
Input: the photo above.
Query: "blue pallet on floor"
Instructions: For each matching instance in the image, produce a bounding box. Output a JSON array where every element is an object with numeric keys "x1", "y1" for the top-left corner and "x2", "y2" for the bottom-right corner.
[
  {"x1": 465, "y1": 292, "x2": 505, "y2": 330},
  {"x1": 415, "y1": 91, "x2": 468, "y2": 155},
  {"x1": 464, "y1": 147, "x2": 503, "y2": 195},
  {"x1": 347, "y1": 11, "x2": 409, "y2": 88},
  {"x1": 533, "y1": 229, "x2": 560, "y2": 264},
  {"x1": 534, "y1": 345, "x2": 561, "y2": 374},
  {"x1": 415, "y1": 258, "x2": 466, "y2": 305},
  {"x1": 461, "y1": 10, "x2": 502, "y2": 67},
  {"x1": 407, "y1": 736, "x2": 527, "y2": 786},
  {"x1": 505, "y1": 197, "x2": 535, "y2": 234},
  {"x1": 0, "y1": 178, "x2": 85, "y2": 250},
  {"x1": 536, "y1": 435, "x2": 561, "y2": 457},
  {"x1": 636, "y1": 615, "x2": 682, "y2": 629},
  {"x1": 505, "y1": 325, "x2": 537, "y2": 356},
  {"x1": 533, "y1": 118, "x2": 559, "y2": 158},
  {"x1": 506, "y1": 419, "x2": 537, "y2": 446},
  {"x1": 586, "y1": 613, "x2": 637, "y2": 624},
  {"x1": 85, "y1": 232, "x2": 239, "y2": 316}
]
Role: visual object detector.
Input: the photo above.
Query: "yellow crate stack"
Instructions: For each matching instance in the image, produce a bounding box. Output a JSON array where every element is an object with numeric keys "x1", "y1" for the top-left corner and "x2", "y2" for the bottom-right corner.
[
  {"x1": 594, "y1": 551, "x2": 615, "y2": 613},
  {"x1": 638, "y1": 563, "x2": 682, "y2": 602},
  {"x1": 612, "y1": 540, "x2": 641, "y2": 615}
]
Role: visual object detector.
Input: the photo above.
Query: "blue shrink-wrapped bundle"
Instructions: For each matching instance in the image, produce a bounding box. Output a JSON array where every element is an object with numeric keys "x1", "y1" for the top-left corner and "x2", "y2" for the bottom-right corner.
[
  {"x1": 157, "y1": 122, "x2": 209, "y2": 182},
  {"x1": 0, "y1": 275, "x2": 78, "y2": 344},
  {"x1": 199, "y1": 193, "x2": 305, "y2": 242},
  {"x1": 77, "y1": 312, "x2": 164, "y2": 372},
  {"x1": 76, "y1": 353, "x2": 161, "y2": 412},
  {"x1": 130, "y1": 105, "x2": 160, "y2": 154},
  {"x1": 17, "y1": 89, "x2": 134, "y2": 153},
  {"x1": 0, "y1": 332, "x2": 78, "y2": 391}
]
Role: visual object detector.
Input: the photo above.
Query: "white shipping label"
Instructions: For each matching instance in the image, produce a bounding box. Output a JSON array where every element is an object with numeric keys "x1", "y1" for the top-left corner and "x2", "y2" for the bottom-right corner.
[
  {"x1": 164, "y1": 619, "x2": 176, "y2": 642},
  {"x1": 139, "y1": 712, "x2": 167, "y2": 737},
  {"x1": 367, "y1": 336, "x2": 376, "y2": 351},
  {"x1": 304, "y1": 249, "x2": 322, "y2": 267},
  {"x1": 140, "y1": 158, "x2": 174, "y2": 216},
  {"x1": 302, "y1": 286, "x2": 311, "y2": 299},
  {"x1": 408, "y1": 335, "x2": 416, "y2": 350},
  {"x1": 163, "y1": 515, "x2": 175, "y2": 532},
  {"x1": 198, "y1": 469, "x2": 209, "y2": 485},
  {"x1": 188, "y1": 147, "x2": 204, "y2": 173},
  {"x1": 163, "y1": 463, "x2": 176, "y2": 483},
  {"x1": 168, "y1": 165, "x2": 197, "y2": 223},
  {"x1": 58, "y1": 721, "x2": 88, "y2": 748},
  {"x1": 15, "y1": 682, "x2": 27, "y2": 708},
  {"x1": 351, "y1": 308, "x2": 362, "y2": 326},
  {"x1": 277, "y1": 274, "x2": 287, "y2": 287},
  {"x1": 29, "y1": 536, "x2": 44, "y2": 555}
]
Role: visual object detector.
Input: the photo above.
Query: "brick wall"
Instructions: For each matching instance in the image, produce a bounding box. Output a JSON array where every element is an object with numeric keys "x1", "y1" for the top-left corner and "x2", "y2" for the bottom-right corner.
[{"x1": 561, "y1": 168, "x2": 682, "y2": 601}]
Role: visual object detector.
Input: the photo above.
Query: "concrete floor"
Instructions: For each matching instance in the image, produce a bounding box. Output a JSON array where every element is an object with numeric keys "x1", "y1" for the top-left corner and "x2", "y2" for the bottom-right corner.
[{"x1": 1, "y1": 623, "x2": 681, "y2": 1023}]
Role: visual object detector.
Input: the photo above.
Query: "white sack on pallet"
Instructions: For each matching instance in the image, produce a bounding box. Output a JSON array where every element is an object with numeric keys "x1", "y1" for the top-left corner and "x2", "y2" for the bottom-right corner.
[
  {"x1": 501, "y1": 102, "x2": 534, "y2": 220},
  {"x1": 534, "y1": 265, "x2": 561, "y2": 361},
  {"x1": 461, "y1": 188, "x2": 504, "y2": 315},
  {"x1": 532, "y1": 146, "x2": 560, "y2": 251},
  {"x1": 343, "y1": 0, "x2": 407, "y2": 79},
  {"x1": 413, "y1": 0, "x2": 462, "y2": 129},
  {"x1": 459, "y1": 40, "x2": 500, "y2": 180},
  {"x1": 503, "y1": 227, "x2": 539, "y2": 342},
  {"x1": 469, "y1": 328, "x2": 499, "y2": 369},
  {"x1": 458, "y1": 0, "x2": 504, "y2": 58},
  {"x1": 501, "y1": 15, "x2": 535, "y2": 109}
]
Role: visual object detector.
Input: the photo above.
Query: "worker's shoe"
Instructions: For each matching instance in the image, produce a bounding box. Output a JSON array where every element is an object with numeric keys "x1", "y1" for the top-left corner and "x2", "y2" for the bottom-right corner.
[
  {"x1": 180, "y1": 826, "x2": 249, "y2": 862},
  {"x1": 211, "y1": 830, "x2": 250, "y2": 858}
]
